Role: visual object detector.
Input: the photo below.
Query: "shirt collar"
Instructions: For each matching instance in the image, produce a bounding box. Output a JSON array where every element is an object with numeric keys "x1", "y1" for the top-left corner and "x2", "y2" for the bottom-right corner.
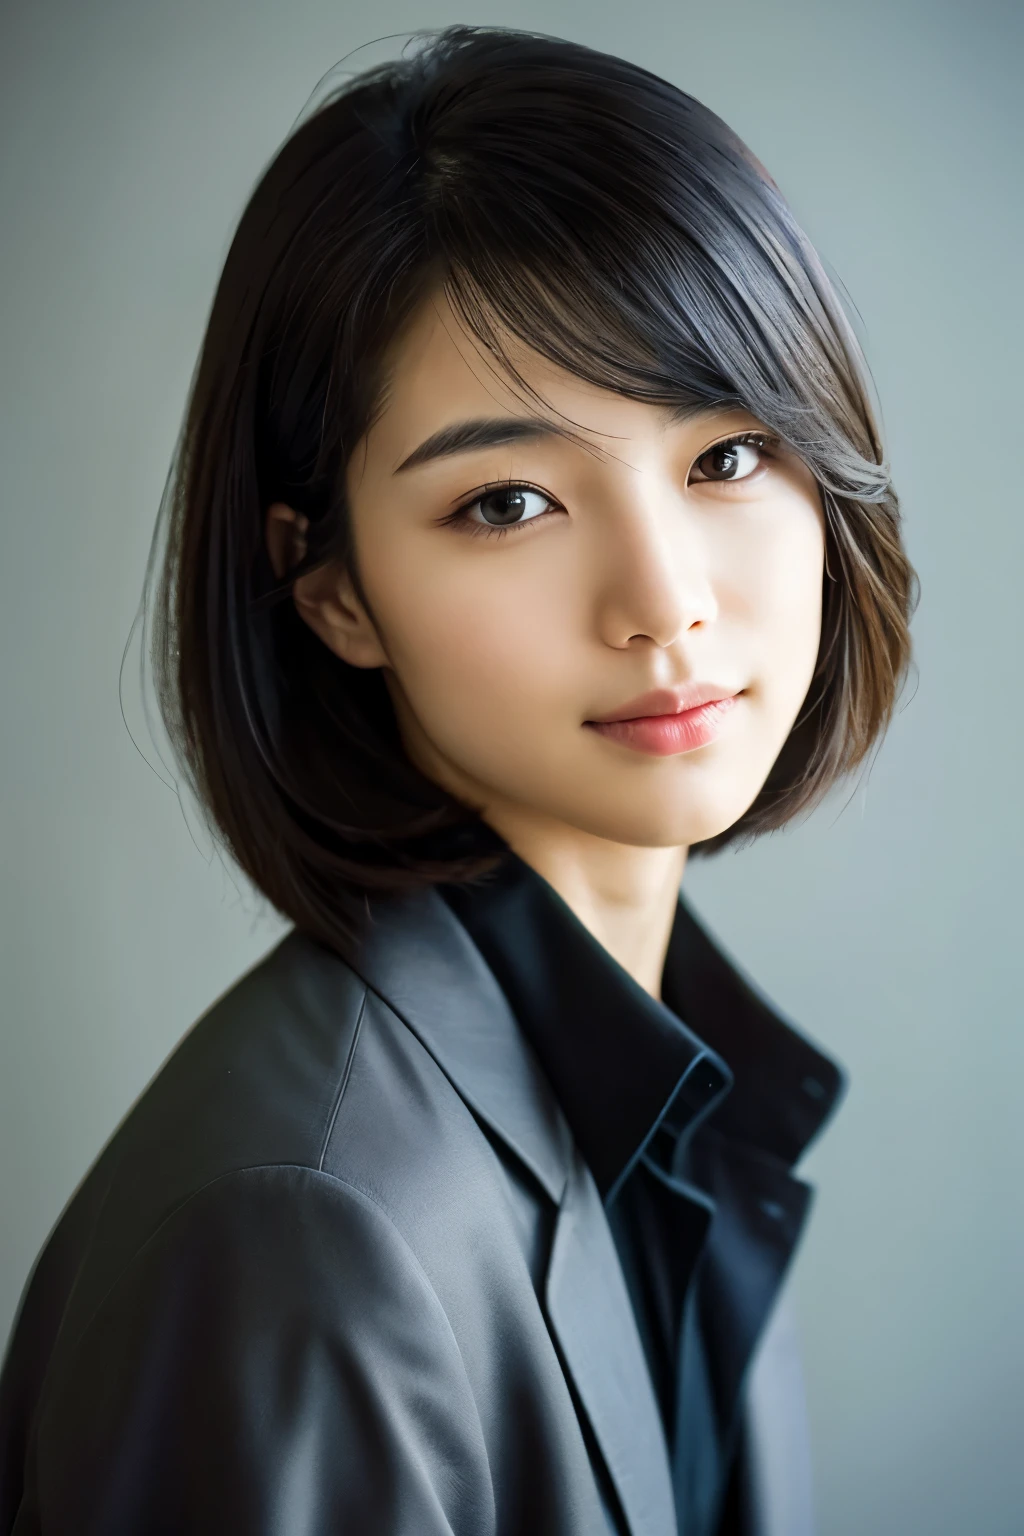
[{"x1": 439, "y1": 846, "x2": 845, "y2": 1203}]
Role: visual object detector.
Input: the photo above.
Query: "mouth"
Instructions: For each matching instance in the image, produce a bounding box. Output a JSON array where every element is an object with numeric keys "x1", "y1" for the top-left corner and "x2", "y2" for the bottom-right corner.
[{"x1": 584, "y1": 686, "x2": 743, "y2": 757}]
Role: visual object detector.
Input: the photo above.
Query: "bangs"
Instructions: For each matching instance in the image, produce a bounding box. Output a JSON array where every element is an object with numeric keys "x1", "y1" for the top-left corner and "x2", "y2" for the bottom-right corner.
[{"x1": 401, "y1": 50, "x2": 889, "y2": 510}]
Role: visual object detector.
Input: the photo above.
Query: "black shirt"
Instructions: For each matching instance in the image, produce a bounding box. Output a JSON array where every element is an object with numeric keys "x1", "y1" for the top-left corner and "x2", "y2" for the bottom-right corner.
[{"x1": 440, "y1": 846, "x2": 845, "y2": 1536}]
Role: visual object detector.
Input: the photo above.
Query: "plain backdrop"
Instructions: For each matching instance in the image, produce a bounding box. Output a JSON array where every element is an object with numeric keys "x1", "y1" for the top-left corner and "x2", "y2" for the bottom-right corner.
[{"x1": 1, "y1": 2, "x2": 1021, "y2": 1532}]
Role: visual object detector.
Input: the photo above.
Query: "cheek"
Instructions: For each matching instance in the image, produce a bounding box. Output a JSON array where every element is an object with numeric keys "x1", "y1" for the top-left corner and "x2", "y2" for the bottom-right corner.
[
  {"x1": 362, "y1": 531, "x2": 577, "y2": 741},
  {"x1": 727, "y1": 497, "x2": 825, "y2": 699}
]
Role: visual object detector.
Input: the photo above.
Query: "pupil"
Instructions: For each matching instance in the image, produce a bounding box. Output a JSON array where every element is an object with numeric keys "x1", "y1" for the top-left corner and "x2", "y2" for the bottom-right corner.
[
  {"x1": 709, "y1": 446, "x2": 738, "y2": 477},
  {"x1": 482, "y1": 488, "x2": 527, "y2": 525}
]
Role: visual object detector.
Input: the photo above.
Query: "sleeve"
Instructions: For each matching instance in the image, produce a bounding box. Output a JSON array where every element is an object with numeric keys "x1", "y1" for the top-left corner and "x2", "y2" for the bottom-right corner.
[{"x1": 32, "y1": 1165, "x2": 496, "y2": 1535}]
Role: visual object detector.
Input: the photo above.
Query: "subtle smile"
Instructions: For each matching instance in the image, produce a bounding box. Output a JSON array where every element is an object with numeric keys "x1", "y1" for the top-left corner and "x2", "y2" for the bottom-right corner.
[{"x1": 584, "y1": 687, "x2": 742, "y2": 757}]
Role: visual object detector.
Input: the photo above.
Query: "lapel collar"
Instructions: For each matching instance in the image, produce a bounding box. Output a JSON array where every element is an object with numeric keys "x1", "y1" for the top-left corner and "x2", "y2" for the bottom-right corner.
[
  {"x1": 348, "y1": 886, "x2": 678, "y2": 1536},
  {"x1": 349, "y1": 884, "x2": 573, "y2": 1205},
  {"x1": 546, "y1": 1143, "x2": 679, "y2": 1536}
]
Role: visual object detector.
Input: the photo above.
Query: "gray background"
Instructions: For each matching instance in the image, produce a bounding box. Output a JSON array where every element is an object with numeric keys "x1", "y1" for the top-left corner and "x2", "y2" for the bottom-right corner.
[{"x1": 2, "y1": 2, "x2": 1021, "y2": 1532}]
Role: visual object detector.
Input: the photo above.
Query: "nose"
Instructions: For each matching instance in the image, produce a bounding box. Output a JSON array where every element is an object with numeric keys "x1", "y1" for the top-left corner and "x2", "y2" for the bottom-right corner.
[{"x1": 593, "y1": 487, "x2": 718, "y2": 651}]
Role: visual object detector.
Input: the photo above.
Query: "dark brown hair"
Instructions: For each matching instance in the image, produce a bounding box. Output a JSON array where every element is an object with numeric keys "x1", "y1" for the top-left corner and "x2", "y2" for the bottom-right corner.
[{"x1": 140, "y1": 24, "x2": 917, "y2": 955}]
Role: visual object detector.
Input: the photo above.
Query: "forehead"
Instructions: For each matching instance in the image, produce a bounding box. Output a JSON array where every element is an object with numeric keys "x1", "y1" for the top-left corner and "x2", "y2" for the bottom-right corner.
[{"x1": 366, "y1": 286, "x2": 683, "y2": 468}]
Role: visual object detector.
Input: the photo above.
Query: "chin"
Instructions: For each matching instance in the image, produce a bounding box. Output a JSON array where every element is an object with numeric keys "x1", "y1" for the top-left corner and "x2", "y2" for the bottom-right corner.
[{"x1": 548, "y1": 792, "x2": 751, "y2": 851}]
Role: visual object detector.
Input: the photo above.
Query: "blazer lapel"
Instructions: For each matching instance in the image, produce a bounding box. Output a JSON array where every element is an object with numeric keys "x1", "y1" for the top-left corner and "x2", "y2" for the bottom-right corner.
[
  {"x1": 546, "y1": 1144, "x2": 679, "y2": 1536},
  {"x1": 350, "y1": 885, "x2": 573, "y2": 1205},
  {"x1": 351, "y1": 886, "x2": 678, "y2": 1536}
]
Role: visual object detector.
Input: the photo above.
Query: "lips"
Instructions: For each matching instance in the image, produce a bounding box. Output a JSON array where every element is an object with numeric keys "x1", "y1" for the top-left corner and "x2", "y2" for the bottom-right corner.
[
  {"x1": 586, "y1": 683, "x2": 739, "y2": 725},
  {"x1": 583, "y1": 683, "x2": 743, "y2": 758}
]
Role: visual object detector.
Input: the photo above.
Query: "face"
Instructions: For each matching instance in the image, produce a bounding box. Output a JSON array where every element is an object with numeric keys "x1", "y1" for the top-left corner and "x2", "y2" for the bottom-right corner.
[{"x1": 271, "y1": 289, "x2": 826, "y2": 853}]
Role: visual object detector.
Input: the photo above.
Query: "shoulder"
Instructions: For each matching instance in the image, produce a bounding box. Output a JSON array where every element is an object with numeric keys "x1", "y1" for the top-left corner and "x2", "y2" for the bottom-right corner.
[
  {"x1": 0, "y1": 907, "x2": 561, "y2": 1531},
  {"x1": 85, "y1": 926, "x2": 371, "y2": 1221},
  {"x1": 17, "y1": 926, "x2": 489, "y2": 1362},
  {"x1": 9, "y1": 1163, "x2": 497, "y2": 1535},
  {"x1": 60, "y1": 1163, "x2": 465, "y2": 1377}
]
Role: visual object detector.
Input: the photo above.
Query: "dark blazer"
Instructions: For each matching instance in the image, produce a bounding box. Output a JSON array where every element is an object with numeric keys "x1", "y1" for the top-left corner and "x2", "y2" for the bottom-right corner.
[{"x1": 0, "y1": 887, "x2": 818, "y2": 1536}]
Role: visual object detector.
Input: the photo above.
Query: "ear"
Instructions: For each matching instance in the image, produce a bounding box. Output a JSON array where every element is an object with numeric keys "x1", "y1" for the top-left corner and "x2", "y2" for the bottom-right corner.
[{"x1": 264, "y1": 501, "x2": 390, "y2": 670}]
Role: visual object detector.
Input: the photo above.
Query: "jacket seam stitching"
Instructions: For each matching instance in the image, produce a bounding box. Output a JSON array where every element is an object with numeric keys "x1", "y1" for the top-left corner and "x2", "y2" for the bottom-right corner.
[
  {"x1": 317, "y1": 986, "x2": 367, "y2": 1171},
  {"x1": 348, "y1": 973, "x2": 571, "y2": 1208}
]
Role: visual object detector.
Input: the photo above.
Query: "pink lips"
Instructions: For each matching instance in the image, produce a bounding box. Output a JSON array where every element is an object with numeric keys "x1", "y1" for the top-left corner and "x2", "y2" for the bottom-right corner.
[{"x1": 585, "y1": 685, "x2": 741, "y2": 756}]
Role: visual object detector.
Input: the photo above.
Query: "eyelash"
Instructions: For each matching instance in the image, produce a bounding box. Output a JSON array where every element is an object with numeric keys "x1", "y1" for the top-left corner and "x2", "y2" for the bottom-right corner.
[
  {"x1": 692, "y1": 430, "x2": 781, "y2": 478},
  {"x1": 441, "y1": 430, "x2": 781, "y2": 541}
]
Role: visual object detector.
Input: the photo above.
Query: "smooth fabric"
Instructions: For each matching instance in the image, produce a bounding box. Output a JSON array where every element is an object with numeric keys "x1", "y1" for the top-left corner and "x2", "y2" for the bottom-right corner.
[
  {"x1": 0, "y1": 875, "x2": 842, "y2": 1535},
  {"x1": 440, "y1": 852, "x2": 844, "y2": 1536}
]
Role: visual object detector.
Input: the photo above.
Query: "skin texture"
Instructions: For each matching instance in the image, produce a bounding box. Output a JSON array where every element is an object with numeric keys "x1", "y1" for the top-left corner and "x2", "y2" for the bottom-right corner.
[{"x1": 266, "y1": 290, "x2": 826, "y2": 996}]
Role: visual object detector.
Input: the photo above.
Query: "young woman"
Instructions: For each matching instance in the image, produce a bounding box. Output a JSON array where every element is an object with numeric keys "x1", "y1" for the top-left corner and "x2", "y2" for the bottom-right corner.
[{"x1": 0, "y1": 25, "x2": 915, "y2": 1536}]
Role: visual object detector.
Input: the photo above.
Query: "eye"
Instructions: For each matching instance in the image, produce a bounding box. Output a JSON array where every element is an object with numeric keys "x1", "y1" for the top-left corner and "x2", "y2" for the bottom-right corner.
[
  {"x1": 448, "y1": 482, "x2": 561, "y2": 536},
  {"x1": 689, "y1": 431, "x2": 778, "y2": 483}
]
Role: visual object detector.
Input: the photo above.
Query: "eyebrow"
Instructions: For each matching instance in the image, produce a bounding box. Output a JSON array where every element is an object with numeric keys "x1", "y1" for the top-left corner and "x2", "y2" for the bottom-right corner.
[
  {"x1": 392, "y1": 403, "x2": 709, "y2": 475},
  {"x1": 394, "y1": 416, "x2": 579, "y2": 473}
]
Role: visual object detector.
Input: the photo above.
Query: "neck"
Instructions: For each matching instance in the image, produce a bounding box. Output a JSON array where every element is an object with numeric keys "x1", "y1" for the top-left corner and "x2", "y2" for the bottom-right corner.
[{"x1": 485, "y1": 812, "x2": 688, "y2": 1001}]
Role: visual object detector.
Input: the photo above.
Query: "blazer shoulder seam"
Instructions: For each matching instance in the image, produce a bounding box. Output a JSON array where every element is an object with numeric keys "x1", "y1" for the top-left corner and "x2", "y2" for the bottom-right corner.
[
  {"x1": 49, "y1": 1165, "x2": 435, "y2": 1374},
  {"x1": 36, "y1": 1164, "x2": 494, "y2": 1495},
  {"x1": 61, "y1": 1165, "x2": 487, "y2": 1412}
]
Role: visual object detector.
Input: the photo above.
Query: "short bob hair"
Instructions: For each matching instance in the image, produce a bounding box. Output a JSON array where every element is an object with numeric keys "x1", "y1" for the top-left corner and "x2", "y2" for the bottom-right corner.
[{"x1": 144, "y1": 23, "x2": 916, "y2": 955}]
